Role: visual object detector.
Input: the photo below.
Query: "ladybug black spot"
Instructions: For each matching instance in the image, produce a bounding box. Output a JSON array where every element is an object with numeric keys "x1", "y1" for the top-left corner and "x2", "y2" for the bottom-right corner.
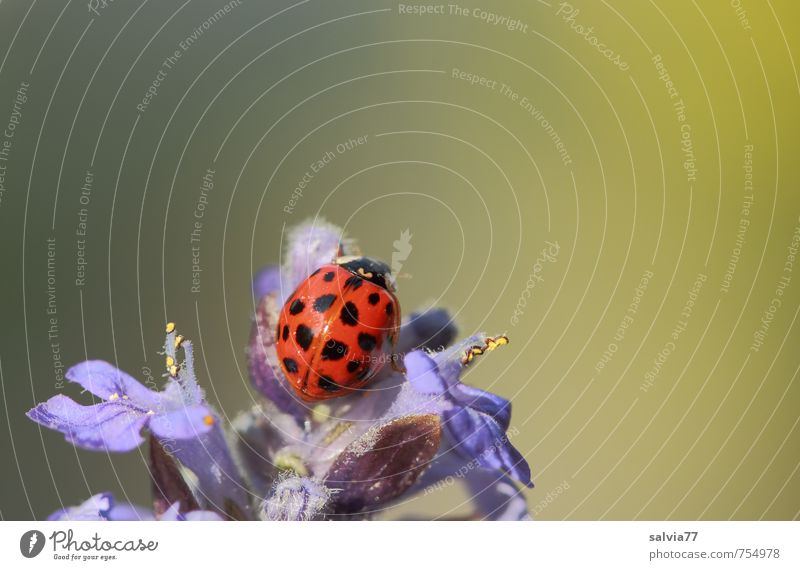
[
  {"x1": 295, "y1": 324, "x2": 314, "y2": 351},
  {"x1": 368, "y1": 292, "x2": 380, "y2": 305},
  {"x1": 282, "y1": 357, "x2": 299, "y2": 373},
  {"x1": 385, "y1": 302, "x2": 394, "y2": 316},
  {"x1": 340, "y1": 301, "x2": 359, "y2": 326},
  {"x1": 323, "y1": 271, "x2": 335, "y2": 282},
  {"x1": 282, "y1": 325, "x2": 289, "y2": 341},
  {"x1": 289, "y1": 299, "x2": 305, "y2": 315},
  {"x1": 358, "y1": 332, "x2": 377, "y2": 351},
  {"x1": 344, "y1": 275, "x2": 363, "y2": 290},
  {"x1": 346, "y1": 360, "x2": 360, "y2": 373},
  {"x1": 322, "y1": 339, "x2": 348, "y2": 361},
  {"x1": 313, "y1": 294, "x2": 337, "y2": 313},
  {"x1": 318, "y1": 376, "x2": 342, "y2": 392}
]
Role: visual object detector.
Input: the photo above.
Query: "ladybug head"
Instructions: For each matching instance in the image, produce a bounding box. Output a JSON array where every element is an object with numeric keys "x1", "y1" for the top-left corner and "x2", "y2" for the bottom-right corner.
[{"x1": 335, "y1": 256, "x2": 395, "y2": 292}]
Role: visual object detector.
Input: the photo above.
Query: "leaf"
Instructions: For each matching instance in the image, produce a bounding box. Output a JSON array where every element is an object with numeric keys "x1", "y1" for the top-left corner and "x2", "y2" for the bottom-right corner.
[{"x1": 325, "y1": 415, "x2": 441, "y2": 515}]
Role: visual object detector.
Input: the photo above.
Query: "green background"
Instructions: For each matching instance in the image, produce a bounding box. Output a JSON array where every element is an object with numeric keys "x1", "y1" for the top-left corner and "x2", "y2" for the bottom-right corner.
[{"x1": 0, "y1": 0, "x2": 798, "y2": 520}]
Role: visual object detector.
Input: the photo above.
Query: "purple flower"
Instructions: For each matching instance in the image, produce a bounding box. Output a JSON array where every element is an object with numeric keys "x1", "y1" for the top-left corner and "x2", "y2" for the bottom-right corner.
[
  {"x1": 260, "y1": 476, "x2": 333, "y2": 521},
  {"x1": 29, "y1": 330, "x2": 252, "y2": 519},
  {"x1": 29, "y1": 219, "x2": 533, "y2": 520},
  {"x1": 400, "y1": 338, "x2": 533, "y2": 488},
  {"x1": 48, "y1": 493, "x2": 221, "y2": 521},
  {"x1": 27, "y1": 351, "x2": 214, "y2": 453}
]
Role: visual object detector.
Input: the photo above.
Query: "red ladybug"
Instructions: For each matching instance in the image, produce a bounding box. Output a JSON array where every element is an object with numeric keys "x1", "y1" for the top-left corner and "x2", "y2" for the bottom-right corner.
[{"x1": 276, "y1": 257, "x2": 401, "y2": 401}]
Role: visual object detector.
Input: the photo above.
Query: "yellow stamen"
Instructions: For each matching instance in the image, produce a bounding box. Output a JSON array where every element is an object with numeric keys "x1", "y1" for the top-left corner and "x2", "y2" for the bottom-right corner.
[
  {"x1": 311, "y1": 404, "x2": 331, "y2": 424},
  {"x1": 203, "y1": 414, "x2": 215, "y2": 426},
  {"x1": 108, "y1": 393, "x2": 119, "y2": 401},
  {"x1": 461, "y1": 335, "x2": 509, "y2": 365},
  {"x1": 166, "y1": 322, "x2": 176, "y2": 333}
]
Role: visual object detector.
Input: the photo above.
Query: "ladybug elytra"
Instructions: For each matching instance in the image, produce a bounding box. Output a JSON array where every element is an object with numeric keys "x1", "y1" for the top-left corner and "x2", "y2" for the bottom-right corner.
[{"x1": 276, "y1": 256, "x2": 401, "y2": 401}]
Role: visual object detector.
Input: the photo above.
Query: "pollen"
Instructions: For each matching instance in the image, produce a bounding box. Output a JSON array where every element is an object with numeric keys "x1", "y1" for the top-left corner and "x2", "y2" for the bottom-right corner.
[
  {"x1": 274, "y1": 450, "x2": 309, "y2": 477},
  {"x1": 166, "y1": 322, "x2": 176, "y2": 333},
  {"x1": 108, "y1": 393, "x2": 119, "y2": 401},
  {"x1": 165, "y1": 356, "x2": 175, "y2": 367},
  {"x1": 311, "y1": 403, "x2": 332, "y2": 424},
  {"x1": 168, "y1": 365, "x2": 180, "y2": 377},
  {"x1": 203, "y1": 414, "x2": 215, "y2": 426},
  {"x1": 174, "y1": 334, "x2": 184, "y2": 349},
  {"x1": 462, "y1": 335, "x2": 509, "y2": 365}
]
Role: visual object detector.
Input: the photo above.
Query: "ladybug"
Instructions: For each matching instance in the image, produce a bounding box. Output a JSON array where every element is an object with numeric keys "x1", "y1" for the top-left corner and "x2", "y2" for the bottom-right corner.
[{"x1": 276, "y1": 256, "x2": 401, "y2": 401}]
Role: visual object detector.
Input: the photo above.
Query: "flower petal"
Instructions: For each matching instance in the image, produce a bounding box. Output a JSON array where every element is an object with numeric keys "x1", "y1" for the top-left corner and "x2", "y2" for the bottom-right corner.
[
  {"x1": 28, "y1": 395, "x2": 149, "y2": 452},
  {"x1": 148, "y1": 404, "x2": 215, "y2": 441},
  {"x1": 252, "y1": 264, "x2": 282, "y2": 300},
  {"x1": 284, "y1": 219, "x2": 349, "y2": 291},
  {"x1": 451, "y1": 383, "x2": 512, "y2": 431},
  {"x1": 248, "y1": 293, "x2": 308, "y2": 422},
  {"x1": 407, "y1": 450, "x2": 531, "y2": 520},
  {"x1": 48, "y1": 493, "x2": 114, "y2": 521},
  {"x1": 325, "y1": 415, "x2": 441, "y2": 515},
  {"x1": 106, "y1": 502, "x2": 155, "y2": 521},
  {"x1": 261, "y1": 476, "x2": 332, "y2": 521},
  {"x1": 169, "y1": 423, "x2": 253, "y2": 520},
  {"x1": 149, "y1": 436, "x2": 201, "y2": 517},
  {"x1": 443, "y1": 406, "x2": 532, "y2": 487},
  {"x1": 65, "y1": 360, "x2": 161, "y2": 409},
  {"x1": 404, "y1": 351, "x2": 447, "y2": 395},
  {"x1": 157, "y1": 502, "x2": 221, "y2": 521},
  {"x1": 233, "y1": 402, "x2": 306, "y2": 496},
  {"x1": 464, "y1": 470, "x2": 532, "y2": 521}
]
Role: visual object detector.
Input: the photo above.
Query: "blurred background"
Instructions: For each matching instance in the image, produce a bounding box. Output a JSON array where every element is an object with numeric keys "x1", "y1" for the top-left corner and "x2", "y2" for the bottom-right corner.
[{"x1": 0, "y1": 0, "x2": 798, "y2": 520}]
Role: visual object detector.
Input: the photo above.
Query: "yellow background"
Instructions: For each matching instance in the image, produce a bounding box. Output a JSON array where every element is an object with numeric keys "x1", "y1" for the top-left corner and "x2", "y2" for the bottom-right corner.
[{"x1": 0, "y1": 0, "x2": 798, "y2": 520}]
